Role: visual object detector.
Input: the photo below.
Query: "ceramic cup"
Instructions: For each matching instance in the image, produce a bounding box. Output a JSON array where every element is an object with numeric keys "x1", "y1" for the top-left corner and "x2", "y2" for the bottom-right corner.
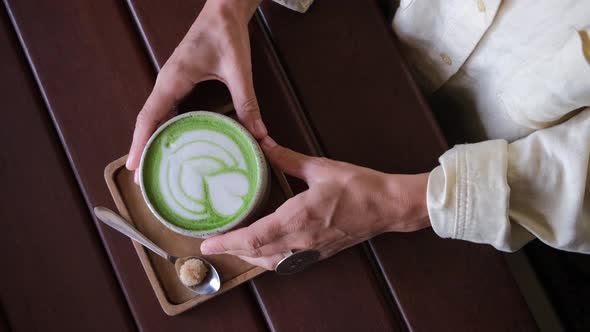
[{"x1": 139, "y1": 111, "x2": 269, "y2": 238}]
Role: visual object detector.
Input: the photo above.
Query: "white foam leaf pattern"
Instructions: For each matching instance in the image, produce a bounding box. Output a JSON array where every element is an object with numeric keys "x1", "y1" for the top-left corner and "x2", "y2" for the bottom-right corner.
[
  {"x1": 158, "y1": 130, "x2": 250, "y2": 221},
  {"x1": 207, "y1": 173, "x2": 249, "y2": 216}
]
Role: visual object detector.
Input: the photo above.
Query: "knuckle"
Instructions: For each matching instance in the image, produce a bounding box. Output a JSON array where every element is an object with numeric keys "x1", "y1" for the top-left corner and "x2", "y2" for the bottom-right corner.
[
  {"x1": 238, "y1": 98, "x2": 260, "y2": 115},
  {"x1": 299, "y1": 231, "x2": 323, "y2": 249},
  {"x1": 166, "y1": 47, "x2": 191, "y2": 73},
  {"x1": 248, "y1": 248, "x2": 263, "y2": 258},
  {"x1": 244, "y1": 234, "x2": 263, "y2": 251},
  {"x1": 156, "y1": 64, "x2": 176, "y2": 84},
  {"x1": 214, "y1": 241, "x2": 228, "y2": 253},
  {"x1": 301, "y1": 208, "x2": 315, "y2": 225},
  {"x1": 155, "y1": 71, "x2": 181, "y2": 94},
  {"x1": 292, "y1": 209, "x2": 313, "y2": 230},
  {"x1": 157, "y1": 57, "x2": 192, "y2": 86},
  {"x1": 135, "y1": 109, "x2": 153, "y2": 127},
  {"x1": 173, "y1": 43, "x2": 193, "y2": 57},
  {"x1": 299, "y1": 237, "x2": 315, "y2": 249},
  {"x1": 314, "y1": 157, "x2": 332, "y2": 168},
  {"x1": 166, "y1": 59, "x2": 187, "y2": 77}
]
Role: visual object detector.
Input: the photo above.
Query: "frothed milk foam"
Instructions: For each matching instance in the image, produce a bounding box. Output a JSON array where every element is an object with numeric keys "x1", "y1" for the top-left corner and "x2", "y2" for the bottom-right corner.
[{"x1": 141, "y1": 112, "x2": 265, "y2": 235}]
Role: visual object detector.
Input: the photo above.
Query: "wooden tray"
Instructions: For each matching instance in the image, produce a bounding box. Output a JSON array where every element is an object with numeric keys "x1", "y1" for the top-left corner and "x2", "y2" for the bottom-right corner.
[{"x1": 104, "y1": 155, "x2": 292, "y2": 315}]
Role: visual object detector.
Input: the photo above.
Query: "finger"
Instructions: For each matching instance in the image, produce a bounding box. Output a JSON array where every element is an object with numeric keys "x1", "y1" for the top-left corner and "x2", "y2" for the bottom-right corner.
[
  {"x1": 260, "y1": 137, "x2": 322, "y2": 181},
  {"x1": 238, "y1": 253, "x2": 288, "y2": 271},
  {"x1": 223, "y1": 60, "x2": 267, "y2": 139},
  {"x1": 200, "y1": 213, "x2": 284, "y2": 255},
  {"x1": 126, "y1": 68, "x2": 194, "y2": 171},
  {"x1": 204, "y1": 192, "x2": 311, "y2": 257},
  {"x1": 218, "y1": 231, "x2": 315, "y2": 258}
]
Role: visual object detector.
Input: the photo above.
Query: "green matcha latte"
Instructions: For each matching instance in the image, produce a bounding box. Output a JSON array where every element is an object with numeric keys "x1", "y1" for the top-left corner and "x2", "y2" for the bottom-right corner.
[{"x1": 139, "y1": 111, "x2": 268, "y2": 237}]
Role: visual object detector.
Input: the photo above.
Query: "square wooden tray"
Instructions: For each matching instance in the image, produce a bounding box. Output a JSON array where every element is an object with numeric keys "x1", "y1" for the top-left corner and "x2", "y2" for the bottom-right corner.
[{"x1": 104, "y1": 155, "x2": 292, "y2": 315}]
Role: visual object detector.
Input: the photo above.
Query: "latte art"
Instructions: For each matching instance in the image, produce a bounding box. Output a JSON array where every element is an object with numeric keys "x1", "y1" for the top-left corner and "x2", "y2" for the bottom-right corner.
[
  {"x1": 160, "y1": 130, "x2": 250, "y2": 220},
  {"x1": 140, "y1": 112, "x2": 266, "y2": 235}
]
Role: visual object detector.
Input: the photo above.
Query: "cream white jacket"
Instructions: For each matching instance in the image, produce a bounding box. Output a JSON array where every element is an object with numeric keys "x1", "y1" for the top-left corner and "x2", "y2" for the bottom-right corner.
[{"x1": 274, "y1": 0, "x2": 590, "y2": 254}]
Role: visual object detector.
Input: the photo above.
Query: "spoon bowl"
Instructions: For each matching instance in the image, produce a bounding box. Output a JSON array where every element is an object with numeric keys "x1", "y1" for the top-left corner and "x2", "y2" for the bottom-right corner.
[
  {"x1": 93, "y1": 206, "x2": 221, "y2": 295},
  {"x1": 171, "y1": 255, "x2": 220, "y2": 295}
]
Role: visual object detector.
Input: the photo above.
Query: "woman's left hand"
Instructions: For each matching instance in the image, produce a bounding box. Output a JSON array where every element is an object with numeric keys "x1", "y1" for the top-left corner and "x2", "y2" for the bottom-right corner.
[{"x1": 200, "y1": 137, "x2": 431, "y2": 270}]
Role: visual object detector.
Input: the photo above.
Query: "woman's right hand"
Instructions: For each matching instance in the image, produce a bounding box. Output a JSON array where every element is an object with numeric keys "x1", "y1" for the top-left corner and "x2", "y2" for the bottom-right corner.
[{"x1": 126, "y1": 0, "x2": 266, "y2": 182}]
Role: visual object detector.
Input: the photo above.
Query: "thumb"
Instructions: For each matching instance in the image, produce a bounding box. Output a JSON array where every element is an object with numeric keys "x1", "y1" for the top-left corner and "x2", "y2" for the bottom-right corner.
[
  {"x1": 224, "y1": 63, "x2": 267, "y2": 139},
  {"x1": 260, "y1": 137, "x2": 321, "y2": 182},
  {"x1": 127, "y1": 64, "x2": 195, "y2": 171}
]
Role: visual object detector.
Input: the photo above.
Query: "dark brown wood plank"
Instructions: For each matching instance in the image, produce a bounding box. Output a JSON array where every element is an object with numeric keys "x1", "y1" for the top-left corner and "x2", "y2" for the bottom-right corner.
[
  {"x1": 248, "y1": 19, "x2": 401, "y2": 331},
  {"x1": 3, "y1": 0, "x2": 266, "y2": 331},
  {"x1": 259, "y1": 0, "x2": 537, "y2": 331},
  {"x1": 0, "y1": 303, "x2": 10, "y2": 332},
  {"x1": 0, "y1": 7, "x2": 135, "y2": 332},
  {"x1": 525, "y1": 242, "x2": 590, "y2": 331},
  {"x1": 126, "y1": 1, "x2": 402, "y2": 330}
]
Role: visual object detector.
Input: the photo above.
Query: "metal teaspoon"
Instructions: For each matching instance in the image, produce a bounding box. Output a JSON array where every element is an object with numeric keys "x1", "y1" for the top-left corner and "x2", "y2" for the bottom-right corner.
[{"x1": 93, "y1": 207, "x2": 220, "y2": 295}]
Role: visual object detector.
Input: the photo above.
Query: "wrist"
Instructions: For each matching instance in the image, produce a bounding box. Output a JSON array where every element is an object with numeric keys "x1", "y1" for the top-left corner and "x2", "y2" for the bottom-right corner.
[
  {"x1": 205, "y1": 0, "x2": 262, "y2": 23},
  {"x1": 384, "y1": 172, "x2": 431, "y2": 233}
]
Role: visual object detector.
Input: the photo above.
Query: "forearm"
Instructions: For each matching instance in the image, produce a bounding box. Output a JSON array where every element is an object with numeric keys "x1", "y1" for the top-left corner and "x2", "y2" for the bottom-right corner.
[{"x1": 204, "y1": 0, "x2": 262, "y2": 23}]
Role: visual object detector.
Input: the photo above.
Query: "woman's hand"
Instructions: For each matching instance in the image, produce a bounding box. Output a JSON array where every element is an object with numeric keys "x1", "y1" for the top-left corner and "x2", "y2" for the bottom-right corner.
[
  {"x1": 126, "y1": 0, "x2": 265, "y2": 181},
  {"x1": 200, "y1": 137, "x2": 431, "y2": 270}
]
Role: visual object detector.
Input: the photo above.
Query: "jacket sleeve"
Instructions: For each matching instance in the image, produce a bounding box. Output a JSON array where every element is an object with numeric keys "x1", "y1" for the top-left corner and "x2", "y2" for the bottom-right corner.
[
  {"x1": 427, "y1": 108, "x2": 590, "y2": 254},
  {"x1": 272, "y1": 0, "x2": 313, "y2": 13},
  {"x1": 427, "y1": 27, "x2": 590, "y2": 254}
]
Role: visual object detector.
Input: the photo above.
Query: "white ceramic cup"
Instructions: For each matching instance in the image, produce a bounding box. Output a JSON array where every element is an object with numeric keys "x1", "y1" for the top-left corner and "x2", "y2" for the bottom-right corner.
[{"x1": 139, "y1": 111, "x2": 269, "y2": 238}]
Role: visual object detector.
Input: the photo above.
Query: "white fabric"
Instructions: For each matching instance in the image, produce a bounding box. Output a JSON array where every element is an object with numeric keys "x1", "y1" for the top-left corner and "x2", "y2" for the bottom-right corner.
[
  {"x1": 276, "y1": 0, "x2": 590, "y2": 254},
  {"x1": 393, "y1": 0, "x2": 501, "y2": 94},
  {"x1": 272, "y1": 0, "x2": 313, "y2": 13},
  {"x1": 497, "y1": 28, "x2": 590, "y2": 129},
  {"x1": 394, "y1": 0, "x2": 590, "y2": 253}
]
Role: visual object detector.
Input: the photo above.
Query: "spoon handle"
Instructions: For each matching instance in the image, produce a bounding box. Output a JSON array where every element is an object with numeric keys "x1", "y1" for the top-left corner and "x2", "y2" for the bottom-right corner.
[{"x1": 94, "y1": 207, "x2": 170, "y2": 261}]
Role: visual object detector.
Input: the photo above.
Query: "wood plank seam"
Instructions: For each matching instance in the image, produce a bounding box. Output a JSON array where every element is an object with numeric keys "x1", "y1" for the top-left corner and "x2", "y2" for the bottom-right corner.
[
  {"x1": 2, "y1": 1, "x2": 159, "y2": 329},
  {"x1": 254, "y1": 9, "x2": 324, "y2": 155},
  {"x1": 255, "y1": 9, "x2": 410, "y2": 331},
  {"x1": 0, "y1": 3, "x2": 139, "y2": 330},
  {"x1": 124, "y1": 0, "x2": 162, "y2": 72},
  {"x1": 247, "y1": 13, "x2": 403, "y2": 331},
  {"x1": 367, "y1": 240, "x2": 412, "y2": 330},
  {"x1": 121, "y1": 1, "x2": 272, "y2": 328},
  {"x1": 3, "y1": 0, "x2": 269, "y2": 330},
  {"x1": 120, "y1": 1, "x2": 404, "y2": 330},
  {"x1": 256, "y1": 0, "x2": 537, "y2": 330}
]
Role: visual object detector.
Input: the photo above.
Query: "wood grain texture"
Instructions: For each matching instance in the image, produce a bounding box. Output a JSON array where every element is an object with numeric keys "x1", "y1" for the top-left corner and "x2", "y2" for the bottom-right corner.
[
  {"x1": 3, "y1": 0, "x2": 266, "y2": 331},
  {"x1": 126, "y1": 1, "x2": 402, "y2": 330},
  {"x1": 0, "y1": 7, "x2": 135, "y2": 332},
  {"x1": 259, "y1": 0, "x2": 537, "y2": 331},
  {"x1": 249, "y1": 18, "x2": 401, "y2": 332}
]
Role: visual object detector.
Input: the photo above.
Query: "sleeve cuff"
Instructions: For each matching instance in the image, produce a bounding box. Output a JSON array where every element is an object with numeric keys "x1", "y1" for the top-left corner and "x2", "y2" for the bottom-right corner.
[
  {"x1": 272, "y1": 0, "x2": 314, "y2": 13},
  {"x1": 427, "y1": 140, "x2": 530, "y2": 251}
]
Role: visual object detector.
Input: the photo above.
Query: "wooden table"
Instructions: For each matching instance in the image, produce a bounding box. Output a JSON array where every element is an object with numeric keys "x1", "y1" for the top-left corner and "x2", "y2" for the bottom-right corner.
[{"x1": 0, "y1": 1, "x2": 537, "y2": 331}]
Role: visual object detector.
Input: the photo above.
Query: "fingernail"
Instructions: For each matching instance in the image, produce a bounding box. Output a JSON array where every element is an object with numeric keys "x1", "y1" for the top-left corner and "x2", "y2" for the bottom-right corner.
[
  {"x1": 134, "y1": 171, "x2": 139, "y2": 185},
  {"x1": 261, "y1": 136, "x2": 277, "y2": 149},
  {"x1": 126, "y1": 155, "x2": 135, "y2": 170},
  {"x1": 254, "y1": 119, "x2": 267, "y2": 137}
]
